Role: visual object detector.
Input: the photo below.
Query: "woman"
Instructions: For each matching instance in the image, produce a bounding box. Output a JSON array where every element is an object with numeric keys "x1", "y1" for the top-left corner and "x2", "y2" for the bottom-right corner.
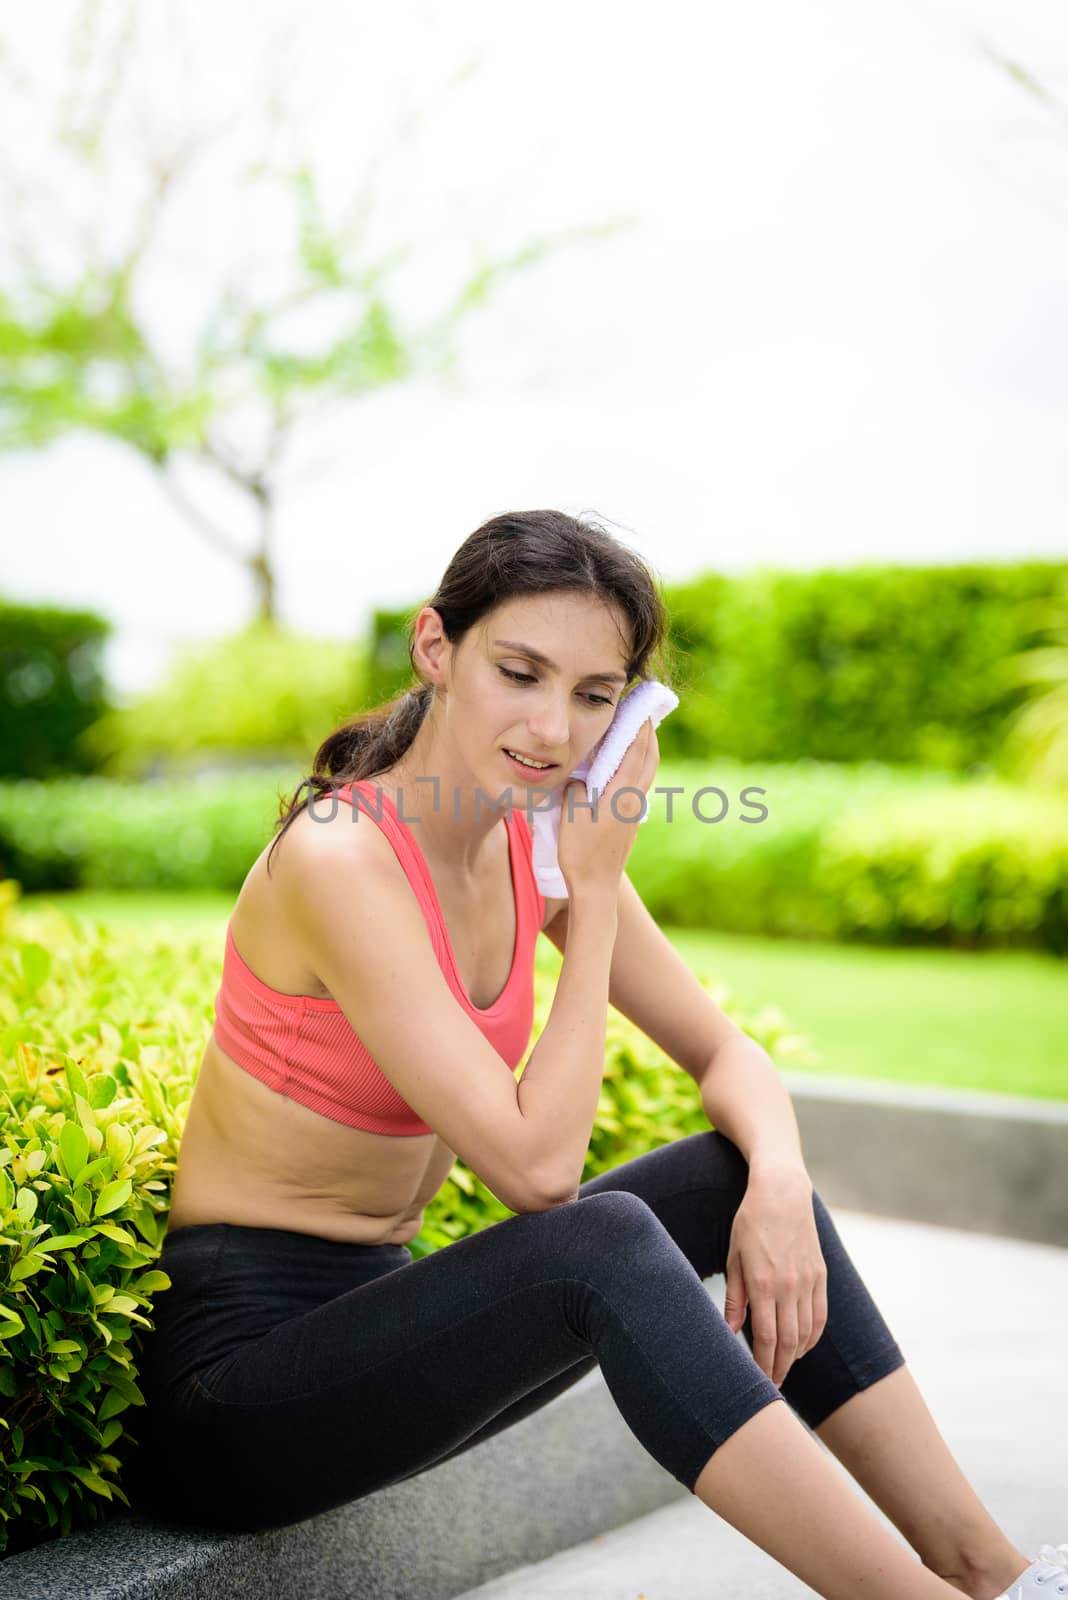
[{"x1": 125, "y1": 509, "x2": 1044, "y2": 1600}]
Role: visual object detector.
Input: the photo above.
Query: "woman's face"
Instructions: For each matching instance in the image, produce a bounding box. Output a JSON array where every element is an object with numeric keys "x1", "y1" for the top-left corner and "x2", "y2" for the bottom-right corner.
[{"x1": 466, "y1": 593, "x2": 631, "y2": 791}]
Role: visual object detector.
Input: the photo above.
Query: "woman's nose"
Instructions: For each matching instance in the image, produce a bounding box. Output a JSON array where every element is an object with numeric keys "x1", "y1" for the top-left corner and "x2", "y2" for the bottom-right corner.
[{"x1": 527, "y1": 700, "x2": 570, "y2": 749}]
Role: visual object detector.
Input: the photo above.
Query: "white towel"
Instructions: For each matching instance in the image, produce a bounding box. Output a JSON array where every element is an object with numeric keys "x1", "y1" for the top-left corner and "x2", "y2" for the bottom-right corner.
[{"x1": 528, "y1": 677, "x2": 680, "y2": 899}]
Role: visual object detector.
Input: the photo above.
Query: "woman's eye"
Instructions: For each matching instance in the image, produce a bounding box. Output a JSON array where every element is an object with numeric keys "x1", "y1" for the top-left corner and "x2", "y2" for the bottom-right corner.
[{"x1": 498, "y1": 666, "x2": 613, "y2": 708}]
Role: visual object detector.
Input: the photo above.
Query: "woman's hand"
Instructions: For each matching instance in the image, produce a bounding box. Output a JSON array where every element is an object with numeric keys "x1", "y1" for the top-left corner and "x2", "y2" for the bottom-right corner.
[
  {"x1": 557, "y1": 717, "x2": 659, "y2": 897},
  {"x1": 722, "y1": 1163, "x2": 829, "y2": 1388}
]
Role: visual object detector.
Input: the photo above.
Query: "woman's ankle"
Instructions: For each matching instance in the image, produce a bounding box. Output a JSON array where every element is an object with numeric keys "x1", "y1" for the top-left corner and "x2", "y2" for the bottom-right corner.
[{"x1": 933, "y1": 1545, "x2": 1033, "y2": 1600}]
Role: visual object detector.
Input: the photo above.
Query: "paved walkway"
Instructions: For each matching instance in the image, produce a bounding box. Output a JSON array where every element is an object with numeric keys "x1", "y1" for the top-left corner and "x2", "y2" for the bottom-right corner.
[{"x1": 456, "y1": 1208, "x2": 1068, "y2": 1598}]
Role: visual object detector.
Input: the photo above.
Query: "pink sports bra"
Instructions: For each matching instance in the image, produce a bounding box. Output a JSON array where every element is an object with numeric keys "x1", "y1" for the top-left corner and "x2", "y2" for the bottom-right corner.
[{"x1": 211, "y1": 780, "x2": 546, "y2": 1137}]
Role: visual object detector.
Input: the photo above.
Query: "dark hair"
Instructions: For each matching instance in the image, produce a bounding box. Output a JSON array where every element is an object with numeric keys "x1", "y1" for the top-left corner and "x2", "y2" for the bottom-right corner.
[{"x1": 266, "y1": 508, "x2": 680, "y2": 874}]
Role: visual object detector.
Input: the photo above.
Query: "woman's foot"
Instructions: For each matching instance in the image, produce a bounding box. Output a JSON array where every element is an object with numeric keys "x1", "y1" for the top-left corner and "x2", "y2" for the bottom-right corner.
[{"x1": 990, "y1": 1544, "x2": 1068, "y2": 1599}]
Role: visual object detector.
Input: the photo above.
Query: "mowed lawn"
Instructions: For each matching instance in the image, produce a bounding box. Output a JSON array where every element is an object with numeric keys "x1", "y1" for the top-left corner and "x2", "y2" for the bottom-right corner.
[
  {"x1": 666, "y1": 925, "x2": 1068, "y2": 1104},
  {"x1": 21, "y1": 888, "x2": 1068, "y2": 1104}
]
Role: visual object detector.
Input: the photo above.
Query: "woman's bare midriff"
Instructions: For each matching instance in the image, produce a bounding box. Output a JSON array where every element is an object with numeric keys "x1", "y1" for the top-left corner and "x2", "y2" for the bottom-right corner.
[{"x1": 166, "y1": 792, "x2": 566, "y2": 1247}]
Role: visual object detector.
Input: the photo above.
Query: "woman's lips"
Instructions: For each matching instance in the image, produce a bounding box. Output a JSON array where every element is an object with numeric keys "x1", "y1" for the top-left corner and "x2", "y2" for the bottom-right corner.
[{"x1": 502, "y1": 748, "x2": 559, "y2": 779}]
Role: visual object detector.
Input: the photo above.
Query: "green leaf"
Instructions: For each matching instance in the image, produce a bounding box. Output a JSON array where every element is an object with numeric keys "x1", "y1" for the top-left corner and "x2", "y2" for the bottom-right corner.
[
  {"x1": 102, "y1": 1294, "x2": 139, "y2": 1316},
  {"x1": 93, "y1": 1178, "x2": 132, "y2": 1218},
  {"x1": 100, "y1": 1370, "x2": 143, "y2": 1406},
  {"x1": 74, "y1": 1157, "x2": 113, "y2": 1188},
  {"x1": 67, "y1": 1466, "x2": 113, "y2": 1498},
  {"x1": 59, "y1": 1122, "x2": 89, "y2": 1183},
  {"x1": 64, "y1": 1062, "x2": 90, "y2": 1102},
  {"x1": 73, "y1": 1091, "x2": 99, "y2": 1139},
  {"x1": 105, "y1": 1124, "x2": 133, "y2": 1167},
  {"x1": 93, "y1": 1222, "x2": 135, "y2": 1246},
  {"x1": 97, "y1": 1387, "x2": 130, "y2": 1421},
  {"x1": 89, "y1": 1074, "x2": 118, "y2": 1109},
  {"x1": 10, "y1": 1255, "x2": 46, "y2": 1283},
  {"x1": 131, "y1": 1269, "x2": 170, "y2": 1294},
  {"x1": 18, "y1": 942, "x2": 51, "y2": 994}
]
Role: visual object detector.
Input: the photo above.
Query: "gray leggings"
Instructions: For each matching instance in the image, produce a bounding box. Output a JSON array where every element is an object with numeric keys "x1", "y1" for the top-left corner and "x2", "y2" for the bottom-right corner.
[{"x1": 124, "y1": 1130, "x2": 906, "y2": 1534}]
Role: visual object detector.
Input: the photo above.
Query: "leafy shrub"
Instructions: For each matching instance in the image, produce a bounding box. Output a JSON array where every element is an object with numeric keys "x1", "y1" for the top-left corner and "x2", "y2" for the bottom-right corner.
[
  {"x1": 0, "y1": 769, "x2": 304, "y2": 893},
  {"x1": 0, "y1": 601, "x2": 111, "y2": 781},
  {"x1": 0, "y1": 889, "x2": 195, "y2": 1556},
  {"x1": 817, "y1": 782, "x2": 1068, "y2": 949},
  {"x1": 0, "y1": 885, "x2": 813, "y2": 1551},
  {"x1": 77, "y1": 620, "x2": 367, "y2": 779},
  {"x1": 619, "y1": 758, "x2": 1068, "y2": 956},
  {"x1": 4, "y1": 759, "x2": 1068, "y2": 953},
  {"x1": 661, "y1": 559, "x2": 1068, "y2": 770}
]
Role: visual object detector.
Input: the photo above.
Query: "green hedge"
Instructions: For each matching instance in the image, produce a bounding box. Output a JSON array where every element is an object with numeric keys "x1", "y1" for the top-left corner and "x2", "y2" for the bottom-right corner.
[
  {"x1": 78, "y1": 620, "x2": 367, "y2": 780},
  {"x1": 0, "y1": 891, "x2": 811, "y2": 1555},
  {"x1": 0, "y1": 772, "x2": 300, "y2": 894},
  {"x1": 623, "y1": 758, "x2": 1068, "y2": 956},
  {"x1": 659, "y1": 559, "x2": 1068, "y2": 770},
  {"x1": 2, "y1": 760, "x2": 1067, "y2": 954},
  {"x1": 11, "y1": 562, "x2": 1061, "y2": 790},
  {"x1": 0, "y1": 601, "x2": 112, "y2": 781}
]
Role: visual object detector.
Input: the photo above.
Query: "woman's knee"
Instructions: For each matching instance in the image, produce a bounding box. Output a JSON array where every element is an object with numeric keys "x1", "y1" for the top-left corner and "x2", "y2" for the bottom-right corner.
[
  {"x1": 571, "y1": 1187, "x2": 663, "y2": 1231},
  {"x1": 542, "y1": 1186, "x2": 664, "y2": 1255},
  {"x1": 537, "y1": 1187, "x2": 690, "y2": 1287}
]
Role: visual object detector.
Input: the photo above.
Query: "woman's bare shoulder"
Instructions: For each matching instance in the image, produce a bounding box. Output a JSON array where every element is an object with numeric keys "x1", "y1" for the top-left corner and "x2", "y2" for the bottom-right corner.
[{"x1": 265, "y1": 790, "x2": 397, "y2": 886}]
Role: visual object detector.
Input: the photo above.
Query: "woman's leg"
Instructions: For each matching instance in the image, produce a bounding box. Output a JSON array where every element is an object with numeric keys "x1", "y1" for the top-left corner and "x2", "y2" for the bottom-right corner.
[
  {"x1": 420, "y1": 1126, "x2": 906, "y2": 1467},
  {"x1": 567, "y1": 1131, "x2": 1026, "y2": 1598},
  {"x1": 812, "y1": 1368, "x2": 1030, "y2": 1599},
  {"x1": 125, "y1": 1143, "x2": 970, "y2": 1598},
  {"x1": 570, "y1": 1130, "x2": 910, "y2": 1426},
  {"x1": 692, "y1": 1401, "x2": 975, "y2": 1600},
  {"x1": 129, "y1": 1194, "x2": 782, "y2": 1534}
]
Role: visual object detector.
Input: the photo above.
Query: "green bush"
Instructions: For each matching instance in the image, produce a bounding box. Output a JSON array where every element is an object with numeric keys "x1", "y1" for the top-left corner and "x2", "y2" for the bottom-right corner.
[
  {"x1": 0, "y1": 887, "x2": 813, "y2": 1552},
  {"x1": 351, "y1": 561, "x2": 1068, "y2": 776},
  {"x1": 365, "y1": 605, "x2": 421, "y2": 708},
  {"x1": 622, "y1": 758, "x2": 1068, "y2": 956},
  {"x1": 660, "y1": 560, "x2": 1068, "y2": 770},
  {"x1": 3, "y1": 760, "x2": 1068, "y2": 953},
  {"x1": 0, "y1": 601, "x2": 112, "y2": 781},
  {"x1": 0, "y1": 890, "x2": 193, "y2": 1556},
  {"x1": 77, "y1": 620, "x2": 367, "y2": 779},
  {"x1": 817, "y1": 783, "x2": 1068, "y2": 949},
  {"x1": 0, "y1": 769, "x2": 304, "y2": 894}
]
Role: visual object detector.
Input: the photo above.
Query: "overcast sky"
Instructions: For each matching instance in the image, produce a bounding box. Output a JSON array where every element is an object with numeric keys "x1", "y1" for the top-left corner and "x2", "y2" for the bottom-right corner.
[{"x1": 2, "y1": 0, "x2": 1066, "y2": 700}]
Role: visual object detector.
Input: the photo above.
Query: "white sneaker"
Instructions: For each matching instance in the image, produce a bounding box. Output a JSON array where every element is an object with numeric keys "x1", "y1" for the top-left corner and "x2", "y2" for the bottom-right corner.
[{"x1": 996, "y1": 1544, "x2": 1068, "y2": 1599}]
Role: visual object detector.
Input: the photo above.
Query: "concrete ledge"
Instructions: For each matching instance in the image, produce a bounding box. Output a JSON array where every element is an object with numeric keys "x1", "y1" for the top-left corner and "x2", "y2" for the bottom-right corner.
[
  {"x1": 782, "y1": 1071, "x2": 1068, "y2": 1248},
  {"x1": 3, "y1": 1074, "x2": 1064, "y2": 1595},
  {"x1": 0, "y1": 1364, "x2": 681, "y2": 1599}
]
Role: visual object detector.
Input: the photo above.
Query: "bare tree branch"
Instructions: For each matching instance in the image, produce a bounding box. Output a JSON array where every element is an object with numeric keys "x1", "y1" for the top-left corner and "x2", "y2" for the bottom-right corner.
[{"x1": 150, "y1": 459, "x2": 250, "y2": 567}]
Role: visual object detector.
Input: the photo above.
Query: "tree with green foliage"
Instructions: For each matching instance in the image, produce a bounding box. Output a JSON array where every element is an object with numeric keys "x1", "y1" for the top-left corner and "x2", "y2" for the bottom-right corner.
[{"x1": 0, "y1": 3, "x2": 630, "y2": 621}]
